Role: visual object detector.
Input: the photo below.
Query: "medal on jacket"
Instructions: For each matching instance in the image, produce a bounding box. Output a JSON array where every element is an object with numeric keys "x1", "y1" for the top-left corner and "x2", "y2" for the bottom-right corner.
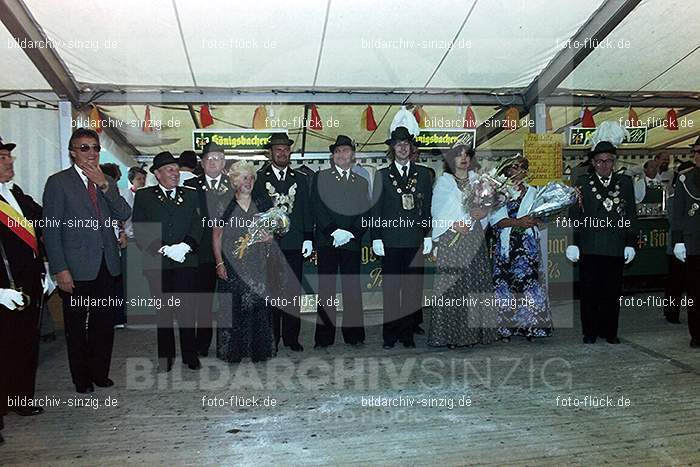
[
  {"x1": 679, "y1": 174, "x2": 700, "y2": 216},
  {"x1": 390, "y1": 170, "x2": 417, "y2": 211},
  {"x1": 690, "y1": 203, "x2": 699, "y2": 217},
  {"x1": 402, "y1": 194, "x2": 414, "y2": 210}
]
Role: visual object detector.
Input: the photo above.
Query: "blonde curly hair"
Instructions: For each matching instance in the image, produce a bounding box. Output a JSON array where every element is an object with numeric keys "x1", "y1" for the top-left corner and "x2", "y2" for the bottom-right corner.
[{"x1": 227, "y1": 160, "x2": 256, "y2": 189}]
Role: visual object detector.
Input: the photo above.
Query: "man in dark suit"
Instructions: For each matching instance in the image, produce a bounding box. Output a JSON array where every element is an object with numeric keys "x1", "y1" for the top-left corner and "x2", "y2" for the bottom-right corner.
[
  {"x1": 311, "y1": 135, "x2": 370, "y2": 347},
  {"x1": 252, "y1": 133, "x2": 313, "y2": 352},
  {"x1": 0, "y1": 137, "x2": 51, "y2": 443},
  {"x1": 43, "y1": 128, "x2": 131, "y2": 393},
  {"x1": 371, "y1": 127, "x2": 433, "y2": 349},
  {"x1": 671, "y1": 135, "x2": 700, "y2": 348},
  {"x1": 184, "y1": 142, "x2": 233, "y2": 357},
  {"x1": 132, "y1": 152, "x2": 203, "y2": 371},
  {"x1": 566, "y1": 140, "x2": 637, "y2": 344}
]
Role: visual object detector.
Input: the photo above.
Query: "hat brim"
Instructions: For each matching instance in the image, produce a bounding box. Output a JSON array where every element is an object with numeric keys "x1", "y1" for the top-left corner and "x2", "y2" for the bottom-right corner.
[
  {"x1": 384, "y1": 136, "x2": 416, "y2": 146},
  {"x1": 150, "y1": 160, "x2": 178, "y2": 173},
  {"x1": 0, "y1": 143, "x2": 16, "y2": 152},
  {"x1": 329, "y1": 143, "x2": 355, "y2": 153}
]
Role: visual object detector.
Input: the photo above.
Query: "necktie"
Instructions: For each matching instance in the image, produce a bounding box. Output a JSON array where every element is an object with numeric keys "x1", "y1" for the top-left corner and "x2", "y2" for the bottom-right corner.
[
  {"x1": 341, "y1": 170, "x2": 347, "y2": 181},
  {"x1": 210, "y1": 179, "x2": 217, "y2": 190},
  {"x1": 166, "y1": 189, "x2": 174, "y2": 200},
  {"x1": 279, "y1": 170, "x2": 285, "y2": 182},
  {"x1": 401, "y1": 166, "x2": 408, "y2": 183},
  {"x1": 87, "y1": 182, "x2": 100, "y2": 216}
]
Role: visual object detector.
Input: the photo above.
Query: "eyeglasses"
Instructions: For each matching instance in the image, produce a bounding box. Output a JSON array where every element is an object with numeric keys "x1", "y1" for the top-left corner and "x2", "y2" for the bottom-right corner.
[
  {"x1": 594, "y1": 159, "x2": 615, "y2": 166},
  {"x1": 70, "y1": 144, "x2": 101, "y2": 153},
  {"x1": 204, "y1": 156, "x2": 225, "y2": 162}
]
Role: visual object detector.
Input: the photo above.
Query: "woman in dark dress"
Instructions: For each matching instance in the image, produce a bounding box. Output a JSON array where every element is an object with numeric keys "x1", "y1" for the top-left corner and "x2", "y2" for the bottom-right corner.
[{"x1": 212, "y1": 161, "x2": 274, "y2": 363}]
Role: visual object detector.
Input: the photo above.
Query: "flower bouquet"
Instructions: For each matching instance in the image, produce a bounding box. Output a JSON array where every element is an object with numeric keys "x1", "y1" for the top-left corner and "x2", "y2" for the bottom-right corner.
[
  {"x1": 465, "y1": 168, "x2": 521, "y2": 211},
  {"x1": 517, "y1": 181, "x2": 578, "y2": 219},
  {"x1": 233, "y1": 206, "x2": 290, "y2": 258}
]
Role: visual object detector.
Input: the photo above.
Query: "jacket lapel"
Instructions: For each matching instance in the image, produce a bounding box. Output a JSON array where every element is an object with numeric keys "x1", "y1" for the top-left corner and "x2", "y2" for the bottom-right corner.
[{"x1": 69, "y1": 167, "x2": 98, "y2": 217}]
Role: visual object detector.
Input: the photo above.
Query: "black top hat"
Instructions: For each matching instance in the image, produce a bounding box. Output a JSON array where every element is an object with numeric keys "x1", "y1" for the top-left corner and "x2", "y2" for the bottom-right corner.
[
  {"x1": 588, "y1": 141, "x2": 617, "y2": 159},
  {"x1": 0, "y1": 137, "x2": 16, "y2": 152},
  {"x1": 385, "y1": 126, "x2": 416, "y2": 146},
  {"x1": 265, "y1": 133, "x2": 294, "y2": 149},
  {"x1": 150, "y1": 151, "x2": 179, "y2": 173},
  {"x1": 689, "y1": 135, "x2": 700, "y2": 148},
  {"x1": 329, "y1": 135, "x2": 355, "y2": 153},
  {"x1": 201, "y1": 141, "x2": 224, "y2": 158}
]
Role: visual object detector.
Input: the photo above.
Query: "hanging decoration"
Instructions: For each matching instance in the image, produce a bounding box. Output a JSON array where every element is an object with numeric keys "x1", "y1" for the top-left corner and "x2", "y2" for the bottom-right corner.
[
  {"x1": 665, "y1": 108, "x2": 678, "y2": 131},
  {"x1": 200, "y1": 104, "x2": 214, "y2": 128},
  {"x1": 581, "y1": 106, "x2": 596, "y2": 128},
  {"x1": 627, "y1": 107, "x2": 640, "y2": 127},
  {"x1": 89, "y1": 106, "x2": 102, "y2": 133},
  {"x1": 143, "y1": 105, "x2": 153, "y2": 133},
  {"x1": 545, "y1": 107, "x2": 553, "y2": 131},
  {"x1": 252, "y1": 105, "x2": 267, "y2": 129},
  {"x1": 503, "y1": 106, "x2": 520, "y2": 130},
  {"x1": 309, "y1": 104, "x2": 323, "y2": 130},
  {"x1": 361, "y1": 105, "x2": 378, "y2": 131},
  {"x1": 464, "y1": 105, "x2": 477, "y2": 129}
]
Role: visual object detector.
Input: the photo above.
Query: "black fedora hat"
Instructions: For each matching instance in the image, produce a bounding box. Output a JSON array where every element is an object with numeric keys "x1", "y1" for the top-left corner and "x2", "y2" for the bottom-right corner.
[
  {"x1": 264, "y1": 133, "x2": 294, "y2": 149},
  {"x1": 329, "y1": 134, "x2": 355, "y2": 153},
  {"x1": 150, "y1": 151, "x2": 179, "y2": 173},
  {"x1": 689, "y1": 135, "x2": 700, "y2": 148},
  {"x1": 385, "y1": 126, "x2": 416, "y2": 146},
  {"x1": 588, "y1": 141, "x2": 617, "y2": 159},
  {"x1": 0, "y1": 136, "x2": 16, "y2": 152},
  {"x1": 201, "y1": 141, "x2": 224, "y2": 158},
  {"x1": 178, "y1": 150, "x2": 198, "y2": 169}
]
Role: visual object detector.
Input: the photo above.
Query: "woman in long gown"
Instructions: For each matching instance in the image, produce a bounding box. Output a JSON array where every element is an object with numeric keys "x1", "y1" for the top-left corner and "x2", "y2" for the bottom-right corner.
[
  {"x1": 428, "y1": 143, "x2": 499, "y2": 348},
  {"x1": 489, "y1": 155, "x2": 553, "y2": 341},
  {"x1": 212, "y1": 161, "x2": 274, "y2": 362}
]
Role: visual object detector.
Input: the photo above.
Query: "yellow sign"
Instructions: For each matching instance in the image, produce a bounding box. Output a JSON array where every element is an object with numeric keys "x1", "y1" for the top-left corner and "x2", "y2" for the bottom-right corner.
[{"x1": 523, "y1": 133, "x2": 563, "y2": 186}]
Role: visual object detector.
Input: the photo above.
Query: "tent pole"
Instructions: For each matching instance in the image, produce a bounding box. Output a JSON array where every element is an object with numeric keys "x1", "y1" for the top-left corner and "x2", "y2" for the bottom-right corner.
[
  {"x1": 58, "y1": 101, "x2": 72, "y2": 169},
  {"x1": 300, "y1": 104, "x2": 310, "y2": 158}
]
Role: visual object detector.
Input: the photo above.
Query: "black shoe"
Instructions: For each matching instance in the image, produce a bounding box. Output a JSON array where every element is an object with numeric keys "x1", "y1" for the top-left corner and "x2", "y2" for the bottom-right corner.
[
  {"x1": 76, "y1": 384, "x2": 95, "y2": 394},
  {"x1": 665, "y1": 315, "x2": 681, "y2": 324},
  {"x1": 583, "y1": 336, "x2": 596, "y2": 344},
  {"x1": 690, "y1": 339, "x2": 700, "y2": 348},
  {"x1": 198, "y1": 350, "x2": 209, "y2": 357},
  {"x1": 186, "y1": 357, "x2": 202, "y2": 370},
  {"x1": 401, "y1": 340, "x2": 416, "y2": 348},
  {"x1": 159, "y1": 357, "x2": 174, "y2": 373},
  {"x1": 413, "y1": 326, "x2": 425, "y2": 335},
  {"x1": 12, "y1": 406, "x2": 44, "y2": 416},
  {"x1": 93, "y1": 378, "x2": 114, "y2": 388},
  {"x1": 288, "y1": 343, "x2": 304, "y2": 352},
  {"x1": 382, "y1": 341, "x2": 395, "y2": 350},
  {"x1": 606, "y1": 336, "x2": 621, "y2": 344}
]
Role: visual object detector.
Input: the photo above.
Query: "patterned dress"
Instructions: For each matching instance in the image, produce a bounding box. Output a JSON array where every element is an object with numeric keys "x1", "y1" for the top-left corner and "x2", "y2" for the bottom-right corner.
[
  {"x1": 216, "y1": 198, "x2": 274, "y2": 362},
  {"x1": 491, "y1": 196, "x2": 553, "y2": 338},
  {"x1": 428, "y1": 178, "x2": 499, "y2": 347}
]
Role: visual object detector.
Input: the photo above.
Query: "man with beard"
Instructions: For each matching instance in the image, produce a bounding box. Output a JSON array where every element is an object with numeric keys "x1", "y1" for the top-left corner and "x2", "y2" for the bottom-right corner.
[
  {"x1": 371, "y1": 127, "x2": 433, "y2": 349},
  {"x1": 252, "y1": 133, "x2": 313, "y2": 352}
]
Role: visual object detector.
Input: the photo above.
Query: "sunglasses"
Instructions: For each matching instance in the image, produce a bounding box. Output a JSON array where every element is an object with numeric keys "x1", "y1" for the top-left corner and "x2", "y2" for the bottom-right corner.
[{"x1": 70, "y1": 144, "x2": 101, "y2": 153}]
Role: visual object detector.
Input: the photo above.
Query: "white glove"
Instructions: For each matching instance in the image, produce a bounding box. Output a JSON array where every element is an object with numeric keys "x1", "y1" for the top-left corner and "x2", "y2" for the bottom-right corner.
[
  {"x1": 372, "y1": 239, "x2": 385, "y2": 257},
  {"x1": 624, "y1": 246, "x2": 636, "y2": 264},
  {"x1": 565, "y1": 245, "x2": 580, "y2": 263},
  {"x1": 160, "y1": 243, "x2": 191, "y2": 263},
  {"x1": 331, "y1": 229, "x2": 354, "y2": 248},
  {"x1": 673, "y1": 243, "x2": 686, "y2": 263},
  {"x1": 0, "y1": 288, "x2": 25, "y2": 310},
  {"x1": 43, "y1": 261, "x2": 56, "y2": 295},
  {"x1": 302, "y1": 240, "x2": 313, "y2": 258},
  {"x1": 423, "y1": 237, "x2": 433, "y2": 255}
]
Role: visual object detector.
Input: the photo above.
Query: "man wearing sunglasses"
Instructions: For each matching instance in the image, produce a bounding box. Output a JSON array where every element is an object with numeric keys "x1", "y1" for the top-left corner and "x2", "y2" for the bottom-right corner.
[
  {"x1": 43, "y1": 128, "x2": 131, "y2": 393},
  {"x1": 566, "y1": 139, "x2": 637, "y2": 345}
]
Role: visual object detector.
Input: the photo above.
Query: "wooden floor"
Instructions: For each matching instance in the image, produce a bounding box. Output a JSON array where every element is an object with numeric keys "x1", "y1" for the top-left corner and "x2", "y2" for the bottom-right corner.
[{"x1": 2, "y1": 294, "x2": 699, "y2": 466}]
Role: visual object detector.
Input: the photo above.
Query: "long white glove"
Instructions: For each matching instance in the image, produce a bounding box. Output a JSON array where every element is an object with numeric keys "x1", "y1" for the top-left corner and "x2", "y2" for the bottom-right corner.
[
  {"x1": 423, "y1": 237, "x2": 433, "y2": 255},
  {"x1": 159, "y1": 243, "x2": 191, "y2": 263},
  {"x1": 372, "y1": 239, "x2": 385, "y2": 257},
  {"x1": 565, "y1": 245, "x2": 580, "y2": 263},
  {"x1": 0, "y1": 288, "x2": 25, "y2": 310},
  {"x1": 673, "y1": 243, "x2": 686, "y2": 263},
  {"x1": 43, "y1": 261, "x2": 56, "y2": 295},
  {"x1": 302, "y1": 240, "x2": 313, "y2": 258},
  {"x1": 331, "y1": 229, "x2": 354, "y2": 248},
  {"x1": 624, "y1": 246, "x2": 636, "y2": 264}
]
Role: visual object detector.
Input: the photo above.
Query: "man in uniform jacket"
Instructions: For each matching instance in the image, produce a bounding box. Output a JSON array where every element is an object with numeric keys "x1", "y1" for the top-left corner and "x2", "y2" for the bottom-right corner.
[
  {"x1": 252, "y1": 133, "x2": 313, "y2": 352},
  {"x1": 184, "y1": 142, "x2": 233, "y2": 357},
  {"x1": 132, "y1": 152, "x2": 203, "y2": 371},
  {"x1": 671, "y1": 135, "x2": 700, "y2": 348},
  {"x1": 311, "y1": 135, "x2": 370, "y2": 347},
  {"x1": 566, "y1": 140, "x2": 637, "y2": 344},
  {"x1": 43, "y1": 128, "x2": 131, "y2": 393},
  {"x1": 371, "y1": 126, "x2": 433, "y2": 349},
  {"x1": 0, "y1": 137, "x2": 51, "y2": 442}
]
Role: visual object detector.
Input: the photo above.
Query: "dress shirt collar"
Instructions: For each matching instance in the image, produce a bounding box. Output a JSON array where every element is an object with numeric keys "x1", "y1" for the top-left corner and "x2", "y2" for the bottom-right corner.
[{"x1": 394, "y1": 160, "x2": 411, "y2": 174}]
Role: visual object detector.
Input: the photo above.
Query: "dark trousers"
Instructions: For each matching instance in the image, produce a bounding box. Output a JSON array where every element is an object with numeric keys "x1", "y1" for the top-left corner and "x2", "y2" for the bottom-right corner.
[
  {"x1": 146, "y1": 267, "x2": 198, "y2": 363},
  {"x1": 315, "y1": 247, "x2": 365, "y2": 346},
  {"x1": 382, "y1": 247, "x2": 424, "y2": 344},
  {"x1": 686, "y1": 255, "x2": 700, "y2": 340},
  {"x1": 579, "y1": 254, "x2": 624, "y2": 339},
  {"x1": 664, "y1": 254, "x2": 685, "y2": 320},
  {"x1": 60, "y1": 258, "x2": 116, "y2": 387},
  {"x1": 268, "y1": 248, "x2": 302, "y2": 347},
  {"x1": 195, "y1": 262, "x2": 216, "y2": 353},
  {"x1": 115, "y1": 246, "x2": 128, "y2": 325}
]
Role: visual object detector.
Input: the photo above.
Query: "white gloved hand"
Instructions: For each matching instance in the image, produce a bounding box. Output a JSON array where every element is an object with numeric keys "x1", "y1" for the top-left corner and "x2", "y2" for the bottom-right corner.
[
  {"x1": 372, "y1": 239, "x2": 385, "y2": 257},
  {"x1": 43, "y1": 261, "x2": 56, "y2": 295},
  {"x1": 302, "y1": 240, "x2": 313, "y2": 258},
  {"x1": 624, "y1": 246, "x2": 636, "y2": 264},
  {"x1": 565, "y1": 245, "x2": 580, "y2": 263},
  {"x1": 331, "y1": 229, "x2": 354, "y2": 248},
  {"x1": 0, "y1": 288, "x2": 25, "y2": 310},
  {"x1": 673, "y1": 243, "x2": 687, "y2": 263},
  {"x1": 423, "y1": 237, "x2": 433, "y2": 255},
  {"x1": 162, "y1": 242, "x2": 191, "y2": 263}
]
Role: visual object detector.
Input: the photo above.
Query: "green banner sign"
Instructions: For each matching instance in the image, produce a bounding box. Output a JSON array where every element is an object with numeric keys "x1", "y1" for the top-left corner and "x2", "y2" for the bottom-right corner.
[
  {"x1": 414, "y1": 129, "x2": 476, "y2": 150},
  {"x1": 568, "y1": 127, "x2": 647, "y2": 147},
  {"x1": 193, "y1": 130, "x2": 287, "y2": 152}
]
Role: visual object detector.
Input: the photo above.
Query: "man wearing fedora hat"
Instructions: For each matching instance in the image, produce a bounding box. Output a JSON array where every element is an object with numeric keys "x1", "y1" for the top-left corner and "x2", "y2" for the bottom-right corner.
[
  {"x1": 43, "y1": 128, "x2": 131, "y2": 392},
  {"x1": 252, "y1": 133, "x2": 312, "y2": 352},
  {"x1": 132, "y1": 151, "x2": 203, "y2": 370},
  {"x1": 566, "y1": 140, "x2": 637, "y2": 344},
  {"x1": 310, "y1": 135, "x2": 370, "y2": 347},
  {"x1": 371, "y1": 126, "x2": 433, "y2": 349},
  {"x1": 184, "y1": 142, "x2": 233, "y2": 357}
]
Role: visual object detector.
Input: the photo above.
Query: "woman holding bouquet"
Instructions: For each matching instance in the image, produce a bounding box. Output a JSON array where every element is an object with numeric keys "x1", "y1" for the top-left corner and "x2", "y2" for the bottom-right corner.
[
  {"x1": 428, "y1": 142, "x2": 498, "y2": 348},
  {"x1": 489, "y1": 155, "x2": 553, "y2": 341},
  {"x1": 212, "y1": 161, "x2": 274, "y2": 362}
]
